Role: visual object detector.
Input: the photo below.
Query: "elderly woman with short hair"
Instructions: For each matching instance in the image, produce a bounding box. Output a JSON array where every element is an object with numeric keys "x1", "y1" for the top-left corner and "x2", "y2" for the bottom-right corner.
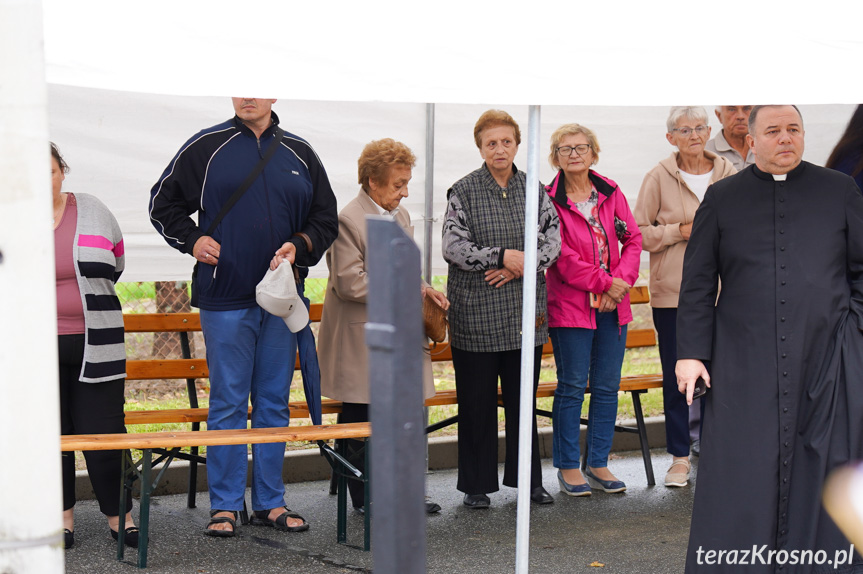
[
  {"x1": 544, "y1": 124, "x2": 642, "y2": 495},
  {"x1": 318, "y1": 138, "x2": 448, "y2": 514},
  {"x1": 633, "y1": 106, "x2": 736, "y2": 488},
  {"x1": 443, "y1": 109, "x2": 561, "y2": 508}
]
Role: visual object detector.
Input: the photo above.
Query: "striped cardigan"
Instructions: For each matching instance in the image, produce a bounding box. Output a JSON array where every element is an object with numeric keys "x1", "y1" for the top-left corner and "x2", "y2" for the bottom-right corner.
[{"x1": 69, "y1": 193, "x2": 126, "y2": 383}]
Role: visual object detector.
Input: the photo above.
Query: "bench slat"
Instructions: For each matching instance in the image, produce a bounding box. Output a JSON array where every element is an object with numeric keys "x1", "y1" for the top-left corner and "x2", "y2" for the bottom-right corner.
[
  {"x1": 61, "y1": 422, "x2": 372, "y2": 451},
  {"x1": 124, "y1": 313, "x2": 201, "y2": 333},
  {"x1": 126, "y1": 359, "x2": 208, "y2": 380},
  {"x1": 124, "y1": 401, "x2": 345, "y2": 425}
]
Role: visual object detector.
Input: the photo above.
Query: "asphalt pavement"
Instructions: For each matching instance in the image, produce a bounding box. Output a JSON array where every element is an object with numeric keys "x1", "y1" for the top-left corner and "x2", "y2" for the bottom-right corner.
[{"x1": 64, "y1": 448, "x2": 695, "y2": 574}]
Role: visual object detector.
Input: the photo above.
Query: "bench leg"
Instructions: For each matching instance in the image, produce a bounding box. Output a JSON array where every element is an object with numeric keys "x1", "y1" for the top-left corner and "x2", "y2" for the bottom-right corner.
[
  {"x1": 631, "y1": 391, "x2": 655, "y2": 486},
  {"x1": 363, "y1": 439, "x2": 371, "y2": 552},
  {"x1": 337, "y1": 440, "x2": 348, "y2": 544},
  {"x1": 118, "y1": 452, "x2": 129, "y2": 562},
  {"x1": 137, "y1": 449, "x2": 153, "y2": 568}
]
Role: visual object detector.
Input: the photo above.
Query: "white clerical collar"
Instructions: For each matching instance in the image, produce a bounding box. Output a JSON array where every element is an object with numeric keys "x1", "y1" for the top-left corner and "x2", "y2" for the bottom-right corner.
[
  {"x1": 772, "y1": 174, "x2": 788, "y2": 181},
  {"x1": 371, "y1": 198, "x2": 399, "y2": 218}
]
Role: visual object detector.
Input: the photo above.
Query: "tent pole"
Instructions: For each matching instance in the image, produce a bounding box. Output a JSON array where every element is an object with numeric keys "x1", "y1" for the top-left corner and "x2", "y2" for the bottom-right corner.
[
  {"x1": 0, "y1": 0, "x2": 64, "y2": 571},
  {"x1": 515, "y1": 104, "x2": 541, "y2": 574},
  {"x1": 423, "y1": 103, "x2": 435, "y2": 285}
]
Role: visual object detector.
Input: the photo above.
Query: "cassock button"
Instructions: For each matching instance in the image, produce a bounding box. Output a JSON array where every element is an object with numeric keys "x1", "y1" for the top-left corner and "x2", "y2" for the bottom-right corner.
[
  {"x1": 781, "y1": 264, "x2": 786, "y2": 269},
  {"x1": 783, "y1": 371, "x2": 788, "y2": 376},
  {"x1": 784, "y1": 389, "x2": 789, "y2": 395},
  {"x1": 780, "y1": 197, "x2": 785, "y2": 202},
  {"x1": 780, "y1": 213, "x2": 785, "y2": 218},
  {"x1": 782, "y1": 353, "x2": 787, "y2": 358},
  {"x1": 784, "y1": 441, "x2": 790, "y2": 447},
  {"x1": 783, "y1": 478, "x2": 788, "y2": 483},
  {"x1": 784, "y1": 460, "x2": 788, "y2": 466},
  {"x1": 783, "y1": 407, "x2": 789, "y2": 413},
  {"x1": 783, "y1": 496, "x2": 788, "y2": 502},
  {"x1": 781, "y1": 281, "x2": 786, "y2": 285},
  {"x1": 781, "y1": 335, "x2": 786, "y2": 340},
  {"x1": 780, "y1": 230, "x2": 785, "y2": 234},
  {"x1": 784, "y1": 426, "x2": 789, "y2": 431},
  {"x1": 781, "y1": 299, "x2": 786, "y2": 304},
  {"x1": 780, "y1": 246, "x2": 786, "y2": 251},
  {"x1": 781, "y1": 317, "x2": 786, "y2": 322}
]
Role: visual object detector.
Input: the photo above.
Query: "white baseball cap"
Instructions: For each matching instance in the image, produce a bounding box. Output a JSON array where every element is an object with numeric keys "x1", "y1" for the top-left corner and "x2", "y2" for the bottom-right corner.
[{"x1": 255, "y1": 262, "x2": 309, "y2": 333}]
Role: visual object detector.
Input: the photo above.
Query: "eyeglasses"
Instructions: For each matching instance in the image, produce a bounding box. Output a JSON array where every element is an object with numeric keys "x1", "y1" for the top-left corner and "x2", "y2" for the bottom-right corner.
[
  {"x1": 672, "y1": 125, "x2": 709, "y2": 137},
  {"x1": 556, "y1": 144, "x2": 591, "y2": 156}
]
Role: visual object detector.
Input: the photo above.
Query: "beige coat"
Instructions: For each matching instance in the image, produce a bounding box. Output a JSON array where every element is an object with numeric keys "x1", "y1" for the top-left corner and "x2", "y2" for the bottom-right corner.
[
  {"x1": 633, "y1": 150, "x2": 736, "y2": 308},
  {"x1": 318, "y1": 189, "x2": 434, "y2": 404}
]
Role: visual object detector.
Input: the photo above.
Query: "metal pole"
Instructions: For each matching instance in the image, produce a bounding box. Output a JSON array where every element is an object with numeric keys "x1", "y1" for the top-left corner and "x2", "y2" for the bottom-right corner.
[
  {"x1": 0, "y1": 0, "x2": 65, "y2": 571},
  {"x1": 515, "y1": 105, "x2": 541, "y2": 574},
  {"x1": 423, "y1": 102, "x2": 435, "y2": 285},
  {"x1": 422, "y1": 103, "x2": 435, "y2": 470},
  {"x1": 366, "y1": 216, "x2": 426, "y2": 574}
]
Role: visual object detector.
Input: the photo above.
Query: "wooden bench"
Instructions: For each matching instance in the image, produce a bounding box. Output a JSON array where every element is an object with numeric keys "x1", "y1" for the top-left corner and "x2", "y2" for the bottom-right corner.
[
  {"x1": 61, "y1": 423, "x2": 371, "y2": 568},
  {"x1": 122, "y1": 286, "x2": 662, "y2": 488}
]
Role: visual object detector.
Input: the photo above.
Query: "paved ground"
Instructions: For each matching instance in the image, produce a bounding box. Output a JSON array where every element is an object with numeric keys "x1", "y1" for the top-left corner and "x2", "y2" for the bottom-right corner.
[{"x1": 64, "y1": 448, "x2": 696, "y2": 573}]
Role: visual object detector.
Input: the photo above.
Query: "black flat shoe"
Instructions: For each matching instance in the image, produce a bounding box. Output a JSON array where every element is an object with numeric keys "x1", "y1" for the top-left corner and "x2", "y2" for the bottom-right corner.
[
  {"x1": 530, "y1": 486, "x2": 554, "y2": 505},
  {"x1": 463, "y1": 493, "x2": 490, "y2": 509},
  {"x1": 111, "y1": 526, "x2": 140, "y2": 548},
  {"x1": 425, "y1": 501, "x2": 442, "y2": 514},
  {"x1": 64, "y1": 529, "x2": 74, "y2": 550}
]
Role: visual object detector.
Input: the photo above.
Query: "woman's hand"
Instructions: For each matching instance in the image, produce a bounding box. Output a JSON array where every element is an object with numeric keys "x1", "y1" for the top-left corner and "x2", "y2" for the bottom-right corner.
[
  {"x1": 502, "y1": 249, "x2": 524, "y2": 278},
  {"x1": 270, "y1": 242, "x2": 297, "y2": 270},
  {"x1": 193, "y1": 236, "x2": 221, "y2": 266},
  {"x1": 422, "y1": 286, "x2": 450, "y2": 310},
  {"x1": 598, "y1": 293, "x2": 618, "y2": 312},
  {"x1": 606, "y1": 277, "x2": 631, "y2": 303},
  {"x1": 680, "y1": 222, "x2": 693, "y2": 240},
  {"x1": 485, "y1": 268, "x2": 515, "y2": 288}
]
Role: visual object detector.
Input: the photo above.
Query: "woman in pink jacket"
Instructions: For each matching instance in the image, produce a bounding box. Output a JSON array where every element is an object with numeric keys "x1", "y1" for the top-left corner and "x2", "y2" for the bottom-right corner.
[{"x1": 545, "y1": 124, "x2": 642, "y2": 496}]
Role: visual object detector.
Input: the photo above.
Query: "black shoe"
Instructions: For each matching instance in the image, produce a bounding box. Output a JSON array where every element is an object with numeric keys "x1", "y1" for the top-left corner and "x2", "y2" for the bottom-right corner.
[
  {"x1": 691, "y1": 439, "x2": 701, "y2": 456},
  {"x1": 425, "y1": 501, "x2": 442, "y2": 514},
  {"x1": 530, "y1": 486, "x2": 554, "y2": 505},
  {"x1": 463, "y1": 493, "x2": 490, "y2": 509},
  {"x1": 64, "y1": 529, "x2": 74, "y2": 550},
  {"x1": 111, "y1": 526, "x2": 140, "y2": 548},
  {"x1": 353, "y1": 505, "x2": 365, "y2": 515}
]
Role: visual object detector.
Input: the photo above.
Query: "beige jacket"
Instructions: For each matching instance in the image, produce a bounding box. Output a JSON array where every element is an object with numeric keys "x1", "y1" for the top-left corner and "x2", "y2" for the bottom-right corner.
[
  {"x1": 318, "y1": 189, "x2": 434, "y2": 404},
  {"x1": 633, "y1": 150, "x2": 736, "y2": 308}
]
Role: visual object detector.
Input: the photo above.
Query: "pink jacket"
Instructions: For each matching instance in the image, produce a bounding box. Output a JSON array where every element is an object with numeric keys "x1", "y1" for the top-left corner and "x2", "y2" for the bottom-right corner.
[{"x1": 545, "y1": 170, "x2": 642, "y2": 329}]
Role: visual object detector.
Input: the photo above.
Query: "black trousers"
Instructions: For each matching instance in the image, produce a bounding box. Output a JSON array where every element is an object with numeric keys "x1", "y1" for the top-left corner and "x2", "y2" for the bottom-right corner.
[
  {"x1": 452, "y1": 345, "x2": 543, "y2": 495},
  {"x1": 59, "y1": 334, "x2": 132, "y2": 516},
  {"x1": 338, "y1": 402, "x2": 369, "y2": 509}
]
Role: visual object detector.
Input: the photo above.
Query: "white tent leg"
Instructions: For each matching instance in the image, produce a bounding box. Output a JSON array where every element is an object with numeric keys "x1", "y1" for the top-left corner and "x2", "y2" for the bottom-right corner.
[
  {"x1": 515, "y1": 104, "x2": 541, "y2": 574},
  {"x1": 0, "y1": 1, "x2": 64, "y2": 572}
]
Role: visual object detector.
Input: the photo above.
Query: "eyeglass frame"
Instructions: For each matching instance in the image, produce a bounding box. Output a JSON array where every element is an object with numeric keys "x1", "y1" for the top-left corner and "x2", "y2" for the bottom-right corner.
[
  {"x1": 555, "y1": 144, "x2": 592, "y2": 157},
  {"x1": 671, "y1": 125, "x2": 709, "y2": 137}
]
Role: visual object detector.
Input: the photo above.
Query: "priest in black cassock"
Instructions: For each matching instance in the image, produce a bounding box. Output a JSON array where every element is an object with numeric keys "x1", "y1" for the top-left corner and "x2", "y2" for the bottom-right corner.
[{"x1": 676, "y1": 105, "x2": 863, "y2": 573}]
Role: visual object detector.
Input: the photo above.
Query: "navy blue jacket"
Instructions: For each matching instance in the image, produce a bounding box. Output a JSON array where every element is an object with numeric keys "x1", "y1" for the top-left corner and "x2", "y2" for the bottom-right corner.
[{"x1": 149, "y1": 113, "x2": 338, "y2": 310}]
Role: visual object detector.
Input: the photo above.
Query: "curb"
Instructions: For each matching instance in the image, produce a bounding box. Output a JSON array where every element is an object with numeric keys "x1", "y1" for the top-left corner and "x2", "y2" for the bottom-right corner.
[{"x1": 75, "y1": 416, "x2": 668, "y2": 500}]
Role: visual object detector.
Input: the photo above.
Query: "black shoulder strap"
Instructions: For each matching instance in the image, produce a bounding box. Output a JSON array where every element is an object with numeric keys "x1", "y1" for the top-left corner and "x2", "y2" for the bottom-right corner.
[{"x1": 203, "y1": 127, "x2": 285, "y2": 237}]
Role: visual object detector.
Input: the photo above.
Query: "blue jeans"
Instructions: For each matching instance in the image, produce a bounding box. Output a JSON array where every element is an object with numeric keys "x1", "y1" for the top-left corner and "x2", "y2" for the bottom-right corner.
[
  {"x1": 550, "y1": 311, "x2": 627, "y2": 469},
  {"x1": 200, "y1": 307, "x2": 297, "y2": 511}
]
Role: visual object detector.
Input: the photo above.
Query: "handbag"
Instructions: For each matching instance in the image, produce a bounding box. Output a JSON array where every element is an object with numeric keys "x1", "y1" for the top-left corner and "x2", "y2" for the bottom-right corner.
[{"x1": 422, "y1": 295, "x2": 448, "y2": 343}]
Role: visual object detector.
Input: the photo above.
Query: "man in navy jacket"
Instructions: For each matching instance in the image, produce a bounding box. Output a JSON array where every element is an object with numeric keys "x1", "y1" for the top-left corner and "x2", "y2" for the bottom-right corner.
[{"x1": 150, "y1": 98, "x2": 338, "y2": 536}]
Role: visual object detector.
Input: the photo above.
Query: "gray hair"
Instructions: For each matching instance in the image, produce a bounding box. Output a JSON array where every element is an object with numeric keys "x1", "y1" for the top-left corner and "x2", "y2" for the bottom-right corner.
[
  {"x1": 666, "y1": 106, "x2": 709, "y2": 133},
  {"x1": 748, "y1": 105, "x2": 804, "y2": 134}
]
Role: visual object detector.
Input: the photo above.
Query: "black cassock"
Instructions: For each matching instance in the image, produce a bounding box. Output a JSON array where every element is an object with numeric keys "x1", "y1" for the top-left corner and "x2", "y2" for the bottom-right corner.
[{"x1": 678, "y1": 162, "x2": 863, "y2": 573}]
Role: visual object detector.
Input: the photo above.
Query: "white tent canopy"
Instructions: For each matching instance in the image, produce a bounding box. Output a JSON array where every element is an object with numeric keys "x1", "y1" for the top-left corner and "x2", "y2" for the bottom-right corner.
[
  {"x1": 46, "y1": 86, "x2": 856, "y2": 282},
  {"x1": 44, "y1": 0, "x2": 863, "y2": 105}
]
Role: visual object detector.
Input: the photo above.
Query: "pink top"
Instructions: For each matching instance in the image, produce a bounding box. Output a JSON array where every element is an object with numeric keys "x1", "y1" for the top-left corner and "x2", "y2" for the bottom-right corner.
[{"x1": 55, "y1": 194, "x2": 85, "y2": 335}]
